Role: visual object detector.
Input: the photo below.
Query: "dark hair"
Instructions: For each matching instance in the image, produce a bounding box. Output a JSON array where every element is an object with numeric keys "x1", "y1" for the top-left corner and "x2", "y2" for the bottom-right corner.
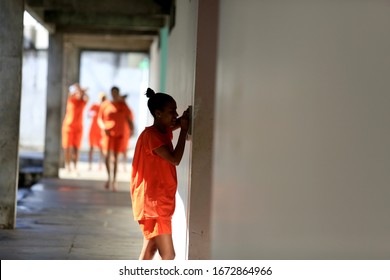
[{"x1": 146, "y1": 88, "x2": 175, "y2": 117}]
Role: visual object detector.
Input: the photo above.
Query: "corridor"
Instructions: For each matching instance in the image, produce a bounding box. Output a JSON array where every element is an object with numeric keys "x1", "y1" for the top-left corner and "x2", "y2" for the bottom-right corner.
[{"x1": 0, "y1": 159, "x2": 143, "y2": 260}]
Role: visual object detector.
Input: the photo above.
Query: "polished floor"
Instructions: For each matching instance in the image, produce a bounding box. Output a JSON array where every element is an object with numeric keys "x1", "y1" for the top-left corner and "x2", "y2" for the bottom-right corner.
[{"x1": 0, "y1": 161, "x2": 143, "y2": 260}]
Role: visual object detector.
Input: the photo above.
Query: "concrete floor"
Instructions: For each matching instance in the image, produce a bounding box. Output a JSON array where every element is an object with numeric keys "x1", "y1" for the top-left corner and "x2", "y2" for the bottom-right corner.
[{"x1": 0, "y1": 161, "x2": 144, "y2": 260}]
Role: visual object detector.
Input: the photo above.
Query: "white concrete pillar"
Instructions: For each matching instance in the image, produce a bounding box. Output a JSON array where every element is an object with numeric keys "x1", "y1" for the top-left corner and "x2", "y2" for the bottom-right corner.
[
  {"x1": 43, "y1": 33, "x2": 64, "y2": 177},
  {"x1": 187, "y1": 0, "x2": 219, "y2": 259},
  {"x1": 0, "y1": 0, "x2": 24, "y2": 229}
]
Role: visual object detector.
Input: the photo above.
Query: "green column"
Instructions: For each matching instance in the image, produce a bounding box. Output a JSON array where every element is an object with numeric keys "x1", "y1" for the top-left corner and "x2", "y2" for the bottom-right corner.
[{"x1": 159, "y1": 26, "x2": 168, "y2": 92}]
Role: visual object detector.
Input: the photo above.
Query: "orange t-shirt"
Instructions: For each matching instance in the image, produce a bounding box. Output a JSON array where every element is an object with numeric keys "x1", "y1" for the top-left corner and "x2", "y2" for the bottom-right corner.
[
  {"x1": 62, "y1": 96, "x2": 87, "y2": 132},
  {"x1": 131, "y1": 126, "x2": 177, "y2": 221},
  {"x1": 98, "y1": 100, "x2": 133, "y2": 136},
  {"x1": 88, "y1": 103, "x2": 102, "y2": 146}
]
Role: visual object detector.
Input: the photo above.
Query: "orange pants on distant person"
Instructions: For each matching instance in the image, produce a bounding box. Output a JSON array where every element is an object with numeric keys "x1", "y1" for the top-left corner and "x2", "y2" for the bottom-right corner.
[
  {"x1": 138, "y1": 217, "x2": 172, "y2": 240},
  {"x1": 102, "y1": 134, "x2": 123, "y2": 153},
  {"x1": 89, "y1": 128, "x2": 102, "y2": 148},
  {"x1": 62, "y1": 128, "x2": 83, "y2": 149}
]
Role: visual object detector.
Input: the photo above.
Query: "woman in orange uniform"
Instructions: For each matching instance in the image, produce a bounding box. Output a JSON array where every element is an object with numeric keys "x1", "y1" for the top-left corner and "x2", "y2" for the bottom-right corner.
[
  {"x1": 61, "y1": 83, "x2": 89, "y2": 172},
  {"x1": 131, "y1": 88, "x2": 190, "y2": 260},
  {"x1": 98, "y1": 86, "x2": 134, "y2": 191},
  {"x1": 87, "y1": 92, "x2": 106, "y2": 170}
]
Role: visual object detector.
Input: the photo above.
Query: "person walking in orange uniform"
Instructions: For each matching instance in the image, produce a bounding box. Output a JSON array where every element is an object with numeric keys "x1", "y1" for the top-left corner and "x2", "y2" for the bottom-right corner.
[
  {"x1": 131, "y1": 87, "x2": 191, "y2": 260},
  {"x1": 61, "y1": 83, "x2": 89, "y2": 173},
  {"x1": 87, "y1": 92, "x2": 106, "y2": 170},
  {"x1": 98, "y1": 86, "x2": 134, "y2": 191}
]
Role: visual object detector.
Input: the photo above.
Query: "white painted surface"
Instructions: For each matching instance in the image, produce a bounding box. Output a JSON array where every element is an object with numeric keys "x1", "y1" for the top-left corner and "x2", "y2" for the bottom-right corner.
[
  {"x1": 165, "y1": 0, "x2": 199, "y2": 260},
  {"x1": 20, "y1": 50, "x2": 48, "y2": 150},
  {"x1": 212, "y1": 0, "x2": 390, "y2": 259}
]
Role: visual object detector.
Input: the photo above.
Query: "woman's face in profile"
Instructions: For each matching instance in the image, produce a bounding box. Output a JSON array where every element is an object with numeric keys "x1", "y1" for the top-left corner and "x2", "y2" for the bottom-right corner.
[{"x1": 111, "y1": 89, "x2": 120, "y2": 101}]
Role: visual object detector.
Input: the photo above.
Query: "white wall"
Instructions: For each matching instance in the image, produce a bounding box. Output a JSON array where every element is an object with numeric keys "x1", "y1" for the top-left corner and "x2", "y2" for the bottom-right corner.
[
  {"x1": 165, "y1": 0, "x2": 199, "y2": 259},
  {"x1": 20, "y1": 50, "x2": 48, "y2": 151},
  {"x1": 212, "y1": 0, "x2": 390, "y2": 259},
  {"x1": 149, "y1": 38, "x2": 161, "y2": 100}
]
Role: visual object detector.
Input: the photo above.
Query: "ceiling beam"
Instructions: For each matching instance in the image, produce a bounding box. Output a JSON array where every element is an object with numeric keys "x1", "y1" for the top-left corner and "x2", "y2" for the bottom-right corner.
[
  {"x1": 25, "y1": 0, "x2": 175, "y2": 37},
  {"x1": 44, "y1": 11, "x2": 167, "y2": 32},
  {"x1": 64, "y1": 34, "x2": 154, "y2": 52},
  {"x1": 26, "y1": 0, "x2": 171, "y2": 16},
  {"x1": 56, "y1": 26, "x2": 160, "y2": 36}
]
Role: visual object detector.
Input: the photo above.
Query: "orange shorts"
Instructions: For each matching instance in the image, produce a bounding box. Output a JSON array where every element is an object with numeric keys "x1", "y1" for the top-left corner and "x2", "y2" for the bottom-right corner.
[
  {"x1": 89, "y1": 130, "x2": 102, "y2": 148},
  {"x1": 62, "y1": 128, "x2": 83, "y2": 149},
  {"x1": 119, "y1": 135, "x2": 129, "y2": 153},
  {"x1": 102, "y1": 134, "x2": 123, "y2": 153},
  {"x1": 138, "y1": 217, "x2": 172, "y2": 240}
]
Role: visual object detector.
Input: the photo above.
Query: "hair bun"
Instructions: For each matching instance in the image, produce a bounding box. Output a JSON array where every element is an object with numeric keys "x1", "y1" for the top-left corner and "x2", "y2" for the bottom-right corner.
[{"x1": 145, "y1": 88, "x2": 156, "y2": 98}]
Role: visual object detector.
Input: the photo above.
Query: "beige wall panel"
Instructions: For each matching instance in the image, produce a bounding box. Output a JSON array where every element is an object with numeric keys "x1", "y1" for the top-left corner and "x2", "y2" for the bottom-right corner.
[{"x1": 212, "y1": 0, "x2": 390, "y2": 259}]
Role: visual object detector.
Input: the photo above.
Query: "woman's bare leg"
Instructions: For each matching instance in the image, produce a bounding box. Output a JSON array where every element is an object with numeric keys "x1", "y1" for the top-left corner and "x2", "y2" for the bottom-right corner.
[
  {"x1": 139, "y1": 237, "x2": 158, "y2": 260},
  {"x1": 88, "y1": 146, "x2": 94, "y2": 170},
  {"x1": 112, "y1": 152, "x2": 119, "y2": 192},
  {"x1": 64, "y1": 148, "x2": 71, "y2": 172},
  {"x1": 98, "y1": 148, "x2": 104, "y2": 170},
  {"x1": 72, "y1": 147, "x2": 79, "y2": 172},
  {"x1": 104, "y1": 150, "x2": 111, "y2": 189},
  {"x1": 154, "y1": 234, "x2": 175, "y2": 260}
]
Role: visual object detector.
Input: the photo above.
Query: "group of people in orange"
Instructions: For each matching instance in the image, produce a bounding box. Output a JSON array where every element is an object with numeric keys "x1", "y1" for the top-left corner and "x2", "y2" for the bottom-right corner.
[
  {"x1": 61, "y1": 83, "x2": 134, "y2": 191},
  {"x1": 62, "y1": 83, "x2": 192, "y2": 260}
]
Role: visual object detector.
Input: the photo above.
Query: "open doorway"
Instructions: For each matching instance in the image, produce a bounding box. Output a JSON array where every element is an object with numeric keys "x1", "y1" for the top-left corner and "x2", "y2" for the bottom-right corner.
[{"x1": 58, "y1": 50, "x2": 150, "y2": 182}]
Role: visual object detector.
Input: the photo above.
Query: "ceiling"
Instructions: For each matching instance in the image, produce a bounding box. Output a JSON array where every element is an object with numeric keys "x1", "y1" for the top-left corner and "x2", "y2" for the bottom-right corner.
[{"x1": 25, "y1": 0, "x2": 175, "y2": 51}]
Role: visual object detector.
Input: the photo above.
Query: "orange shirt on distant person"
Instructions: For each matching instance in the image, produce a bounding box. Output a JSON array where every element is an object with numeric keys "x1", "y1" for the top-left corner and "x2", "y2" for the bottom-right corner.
[
  {"x1": 120, "y1": 121, "x2": 130, "y2": 153},
  {"x1": 120, "y1": 103, "x2": 134, "y2": 152},
  {"x1": 62, "y1": 95, "x2": 87, "y2": 132},
  {"x1": 88, "y1": 103, "x2": 102, "y2": 147},
  {"x1": 131, "y1": 126, "x2": 177, "y2": 221},
  {"x1": 98, "y1": 100, "x2": 133, "y2": 136}
]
